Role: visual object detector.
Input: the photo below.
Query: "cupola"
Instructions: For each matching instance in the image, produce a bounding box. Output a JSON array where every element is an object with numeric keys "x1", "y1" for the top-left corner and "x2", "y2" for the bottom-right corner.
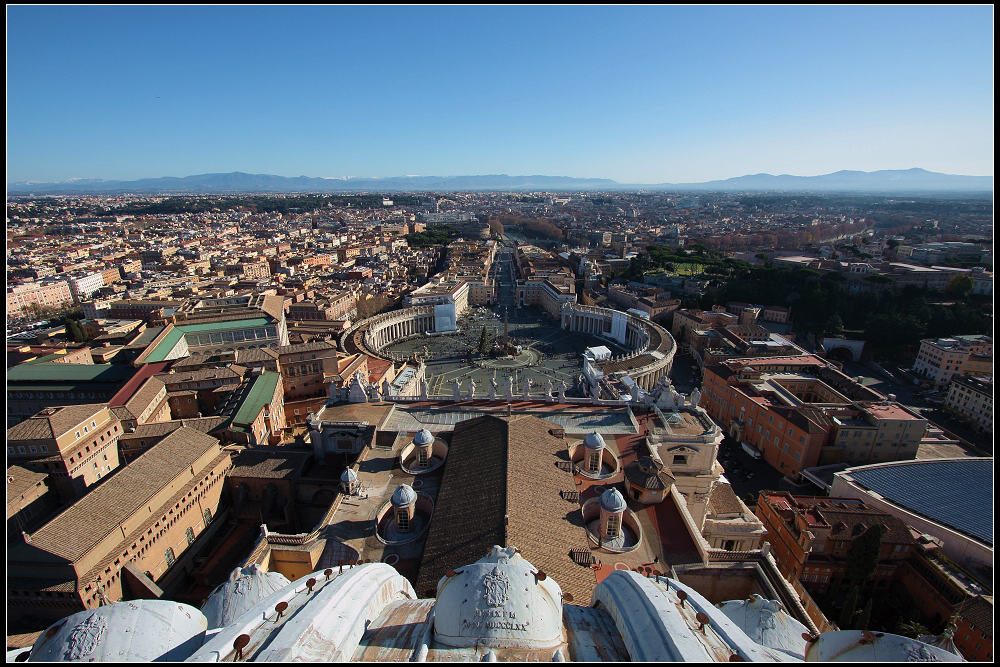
[
  {"x1": 391, "y1": 484, "x2": 417, "y2": 532},
  {"x1": 340, "y1": 468, "x2": 359, "y2": 495}
]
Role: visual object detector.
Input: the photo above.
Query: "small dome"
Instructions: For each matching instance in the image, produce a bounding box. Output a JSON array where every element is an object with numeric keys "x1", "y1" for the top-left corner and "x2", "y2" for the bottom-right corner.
[
  {"x1": 434, "y1": 545, "x2": 564, "y2": 650},
  {"x1": 717, "y1": 594, "x2": 810, "y2": 659},
  {"x1": 391, "y1": 484, "x2": 417, "y2": 508},
  {"x1": 600, "y1": 487, "x2": 627, "y2": 513},
  {"x1": 413, "y1": 429, "x2": 434, "y2": 446},
  {"x1": 583, "y1": 432, "x2": 606, "y2": 451},
  {"x1": 202, "y1": 565, "x2": 291, "y2": 629},
  {"x1": 340, "y1": 468, "x2": 358, "y2": 483},
  {"x1": 28, "y1": 600, "x2": 207, "y2": 662}
]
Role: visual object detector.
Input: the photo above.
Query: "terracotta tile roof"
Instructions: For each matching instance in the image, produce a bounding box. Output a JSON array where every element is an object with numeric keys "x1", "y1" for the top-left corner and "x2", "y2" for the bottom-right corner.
[
  {"x1": 229, "y1": 448, "x2": 309, "y2": 479},
  {"x1": 623, "y1": 456, "x2": 673, "y2": 491},
  {"x1": 158, "y1": 366, "x2": 248, "y2": 386},
  {"x1": 277, "y1": 340, "x2": 337, "y2": 355},
  {"x1": 504, "y1": 415, "x2": 595, "y2": 604},
  {"x1": 957, "y1": 595, "x2": 993, "y2": 636},
  {"x1": 117, "y1": 416, "x2": 229, "y2": 445},
  {"x1": 707, "y1": 482, "x2": 743, "y2": 517},
  {"x1": 416, "y1": 415, "x2": 508, "y2": 596},
  {"x1": 7, "y1": 404, "x2": 107, "y2": 442},
  {"x1": 15, "y1": 427, "x2": 221, "y2": 563},
  {"x1": 123, "y1": 376, "x2": 166, "y2": 416},
  {"x1": 6, "y1": 465, "x2": 49, "y2": 518},
  {"x1": 416, "y1": 415, "x2": 594, "y2": 603},
  {"x1": 814, "y1": 507, "x2": 914, "y2": 545}
]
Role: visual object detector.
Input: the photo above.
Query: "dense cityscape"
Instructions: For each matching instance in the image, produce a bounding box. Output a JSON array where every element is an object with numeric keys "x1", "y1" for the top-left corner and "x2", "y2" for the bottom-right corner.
[
  {"x1": 7, "y1": 3, "x2": 993, "y2": 664},
  {"x1": 6, "y1": 187, "x2": 993, "y2": 661}
]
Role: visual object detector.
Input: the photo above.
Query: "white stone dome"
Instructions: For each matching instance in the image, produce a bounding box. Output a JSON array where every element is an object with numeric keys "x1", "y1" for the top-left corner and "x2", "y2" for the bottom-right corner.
[
  {"x1": 390, "y1": 484, "x2": 417, "y2": 508},
  {"x1": 599, "y1": 487, "x2": 627, "y2": 513},
  {"x1": 413, "y1": 429, "x2": 434, "y2": 446},
  {"x1": 583, "y1": 432, "x2": 606, "y2": 451},
  {"x1": 27, "y1": 599, "x2": 207, "y2": 662},
  {"x1": 202, "y1": 565, "x2": 291, "y2": 630},
  {"x1": 716, "y1": 594, "x2": 810, "y2": 659},
  {"x1": 433, "y1": 545, "x2": 564, "y2": 650},
  {"x1": 340, "y1": 468, "x2": 358, "y2": 483}
]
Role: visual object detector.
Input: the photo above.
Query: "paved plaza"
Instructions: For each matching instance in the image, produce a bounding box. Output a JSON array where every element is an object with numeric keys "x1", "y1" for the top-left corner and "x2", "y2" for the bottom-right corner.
[
  {"x1": 384, "y1": 305, "x2": 626, "y2": 397},
  {"x1": 385, "y1": 248, "x2": 629, "y2": 397}
]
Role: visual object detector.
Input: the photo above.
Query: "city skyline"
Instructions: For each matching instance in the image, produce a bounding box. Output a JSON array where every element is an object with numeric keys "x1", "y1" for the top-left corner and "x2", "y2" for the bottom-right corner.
[{"x1": 6, "y1": 5, "x2": 995, "y2": 183}]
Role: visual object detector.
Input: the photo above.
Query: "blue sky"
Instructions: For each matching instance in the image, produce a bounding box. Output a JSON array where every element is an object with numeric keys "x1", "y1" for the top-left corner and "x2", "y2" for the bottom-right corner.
[{"x1": 6, "y1": 5, "x2": 994, "y2": 183}]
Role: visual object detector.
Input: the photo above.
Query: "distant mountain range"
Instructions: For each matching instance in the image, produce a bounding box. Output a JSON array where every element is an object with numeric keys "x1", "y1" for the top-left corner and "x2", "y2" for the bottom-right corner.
[{"x1": 7, "y1": 168, "x2": 992, "y2": 195}]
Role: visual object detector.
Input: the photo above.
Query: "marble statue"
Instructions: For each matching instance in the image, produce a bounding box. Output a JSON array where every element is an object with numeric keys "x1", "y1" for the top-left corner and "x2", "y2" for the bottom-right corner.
[{"x1": 689, "y1": 387, "x2": 702, "y2": 408}]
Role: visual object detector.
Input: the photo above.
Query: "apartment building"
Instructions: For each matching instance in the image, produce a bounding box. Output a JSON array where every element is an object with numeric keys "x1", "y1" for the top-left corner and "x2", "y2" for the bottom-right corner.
[
  {"x1": 912, "y1": 335, "x2": 992, "y2": 388},
  {"x1": 943, "y1": 375, "x2": 992, "y2": 435},
  {"x1": 755, "y1": 492, "x2": 915, "y2": 596},
  {"x1": 67, "y1": 272, "x2": 106, "y2": 302},
  {"x1": 277, "y1": 341, "x2": 343, "y2": 401},
  {"x1": 701, "y1": 356, "x2": 924, "y2": 476},
  {"x1": 6, "y1": 280, "x2": 74, "y2": 319}
]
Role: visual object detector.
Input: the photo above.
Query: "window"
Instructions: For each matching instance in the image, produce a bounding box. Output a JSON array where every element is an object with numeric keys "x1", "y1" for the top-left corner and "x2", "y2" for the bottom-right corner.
[
  {"x1": 672, "y1": 454, "x2": 688, "y2": 466},
  {"x1": 418, "y1": 447, "x2": 429, "y2": 467},
  {"x1": 589, "y1": 452, "x2": 600, "y2": 472},
  {"x1": 203, "y1": 509, "x2": 213, "y2": 525},
  {"x1": 396, "y1": 510, "x2": 409, "y2": 532},
  {"x1": 164, "y1": 548, "x2": 176, "y2": 567},
  {"x1": 606, "y1": 514, "x2": 620, "y2": 538},
  {"x1": 185, "y1": 527, "x2": 195, "y2": 545}
]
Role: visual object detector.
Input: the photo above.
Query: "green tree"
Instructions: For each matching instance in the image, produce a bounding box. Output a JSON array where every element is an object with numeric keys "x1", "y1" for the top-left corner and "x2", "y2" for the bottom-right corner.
[
  {"x1": 945, "y1": 274, "x2": 974, "y2": 299},
  {"x1": 846, "y1": 525, "x2": 883, "y2": 586},
  {"x1": 896, "y1": 620, "x2": 930, "y2": 638},
  {"x1": 857, "y1": 598, "x2": 873, "y2": 630},
  {"x1": 825, "y1": 313, "x2": 845, "y2": 337},
  {"x1": 478, "y1": 325, "x2": 491, "y2": 355},
  {"x1": 838, "y1": 585, "x2": 859, "y2": 629}
]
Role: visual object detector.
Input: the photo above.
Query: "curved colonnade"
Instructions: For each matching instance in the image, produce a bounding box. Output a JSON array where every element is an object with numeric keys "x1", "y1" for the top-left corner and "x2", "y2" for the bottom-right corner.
[
  {"x1": 340, "y1": 302, "x2": 676, "y2": 393},
  {"x1": 339, "y1": 306, "x2": 437, "y2": 361},
  {"x1": 560, "y1": 303, "x2": 676, "y2": 390}
]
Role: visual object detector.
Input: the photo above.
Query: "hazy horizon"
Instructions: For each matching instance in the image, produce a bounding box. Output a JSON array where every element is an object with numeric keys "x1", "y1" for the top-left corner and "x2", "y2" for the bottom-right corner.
[
  {"x1": 7, "y1": 6, "x2": 994, "y2": 183},
  {"x1": 8, "y1": 166, "x2": 995, "y2": 188}
]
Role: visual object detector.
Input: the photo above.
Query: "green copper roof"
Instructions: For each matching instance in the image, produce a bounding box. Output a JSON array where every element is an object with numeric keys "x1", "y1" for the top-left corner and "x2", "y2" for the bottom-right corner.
[
  {"x1": 7, "y1": 363, "x2": 134, "y2": 385},
  {"x1": 143, "y1": 317, "x2": 274, "y2": 363},
  {"x1": 231, "y1": 372, "x2": 281, "y2": 430}
]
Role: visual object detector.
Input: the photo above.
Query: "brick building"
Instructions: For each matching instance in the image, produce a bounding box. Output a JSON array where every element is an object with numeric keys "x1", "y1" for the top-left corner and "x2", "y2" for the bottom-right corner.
[
  {"x1": 6, "y1": 428, "x2": 231, "y2": 631},
  {"x1": 755, "y1": 492, "x2": 915, "y2": 596},
  {"x1": 6, "y1": 404, "x2": 123, "y2": 503}
]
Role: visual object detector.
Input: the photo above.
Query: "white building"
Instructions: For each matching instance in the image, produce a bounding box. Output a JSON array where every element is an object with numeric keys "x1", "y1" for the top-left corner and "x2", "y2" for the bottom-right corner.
[{"x1": 68, "y1": 272, "x2": 106, "y2": 302}]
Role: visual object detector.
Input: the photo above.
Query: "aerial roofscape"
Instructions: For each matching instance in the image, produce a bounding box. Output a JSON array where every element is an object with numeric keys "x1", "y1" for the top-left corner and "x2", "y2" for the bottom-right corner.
[{"x1": 5, "y1": 190, "x2": 992, "y2": 661}]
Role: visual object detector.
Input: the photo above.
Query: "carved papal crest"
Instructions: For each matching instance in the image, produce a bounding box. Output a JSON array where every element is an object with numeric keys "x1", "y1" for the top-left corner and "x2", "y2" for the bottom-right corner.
[
  {"x1": 65, "y1": 615, "x2": 108, "y2": 660},
  {"x1": 482, "y1": 566, "x2": 510, "y2": 607}
]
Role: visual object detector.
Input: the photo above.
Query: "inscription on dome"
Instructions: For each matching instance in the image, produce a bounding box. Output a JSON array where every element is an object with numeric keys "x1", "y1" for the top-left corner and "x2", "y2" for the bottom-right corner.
[{"x1": 460, "y1": 566, "x2": 531, "y2": 632}]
